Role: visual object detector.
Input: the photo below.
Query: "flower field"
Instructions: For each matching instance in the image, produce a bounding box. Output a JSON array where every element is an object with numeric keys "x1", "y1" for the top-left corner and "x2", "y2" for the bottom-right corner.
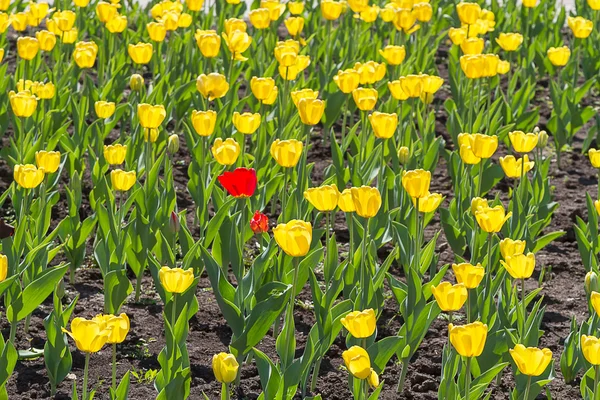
[{"x1": 3, "y1": 0, "x2": 600, "y2": 398}]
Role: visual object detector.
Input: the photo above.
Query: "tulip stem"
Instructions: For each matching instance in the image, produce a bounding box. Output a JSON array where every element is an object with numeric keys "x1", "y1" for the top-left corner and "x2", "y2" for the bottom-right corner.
[
  {"x1": 360, "y1": 111, "x2": 367, "y2": 169},
  {"x1": 281, "y1": 168, "x2": 288, "y2": 221},
  {"x1": 360, "y1": 217, "x2": 369, "y2": 309},
  {"x1": 464, "y1": 356, "x2": 472, "y2": 400},
  {"x1": 594, "y1": 365, "x2": 600, "y2": 400},
  {"x1": 523, "y1": 375, "x2": 532, "y2": 400},
  {"x1": 112, "y1": 343, "x2": 117, "y2": 392},
  {"x1": 171, "y1": 293, "x2": 178, "y2": 331},
  {"x1": 238, "y1": 199, "x2": 246, "y2": 316},
  {"x1": 521, "y1": 278, "x2": 527, "y2": 339},
  {"x1": 82, "y1": 352, "x2": 90, "y2": 400},
  {"x1": 414, "y1": 198, "x2": 421, "y2": 274},
  {"x1": 466, "y1": 290, "x2": 471, "y2": 324},
  {"x1": 221, "y1": 382, "x2": 230, "y2": 400},
  {"x1": 396, "y1": 357, "x2": 409, "y2": 393},
  {"x1": 341, "y1": 96, "x2": 349, "y2": 149},
  {"x1": 476, "y1": 159, "x2": 484, "y2": 198}
]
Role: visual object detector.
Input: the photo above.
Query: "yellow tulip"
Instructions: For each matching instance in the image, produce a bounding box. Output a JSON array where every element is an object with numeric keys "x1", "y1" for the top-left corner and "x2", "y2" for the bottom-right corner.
[
  {"x1": 568, "y1": 16, "x2": 593, "y2": 38},
  {"x1": 582, "y1": 335, "x2": 600, "y2": 365},
  {"x1": 347, "y1": 0, "x2": 368, "y2": 12},
  {"x1": 106, "y1": 15, "x2": 127, "y2": 33},
  {"x1": 290, "y1": 89, "x2": 318, "y2": 107},
  {"x1": 96, "y1": 1, "x2": 118, "y2": 23},
  {"x1": 591, "y1": 292, "x2": 600, "y2": 315},
  {"x1": 196, "y1": 73, "x2": 229, "y2": 101},
  {"x1": 212, "y1": 353, "x2": 239, "y2": 384},
  {"x1": 195, "y1": 30, "x2": 221, "y2": 57},
  {"x1": 14, "y1": 164, "x2": 45, "y2": 188},
  {"x1": 9, "y1": 90, "x2": 37, "y2": 117},
  {"x1": 270, "y1": 139, "x2": 303, "y2": 168},
  {"x1": 460, "y1": 54, "x2": 484, "y2": 79},
  {"x1": 137, "y1": 104, "x2": 166, "y2": 129},
  {"x1": 274, "y1": 42, "x2": 298, "y2": 67},
  {"x1": 588, "y1": 0, "x2": 600, "y2": 10},
  {"x1": 110, "y1": 169, "x2": 136, "y2": 191},
  {"x1": 177, "y1": 13, "x2": 192, "y2": 28},
  {"x1": 388, "y1": 80, "x2": 409, "y2": 100},
  {"x1": 449, "y1": 27, "x2": 467, "y2": 45},
  {"x1": 402, "y1": 169, "x2": 431, "y2": 199},
  {"x1": 497, "y1": 60, "x2": 510, "y2": 75},
  {"x1": 352, "y1": 87, "x2": 378, "y2": 111},
  {"x1": 61, "y1": 28, "x2": 78, "y2": 44},
  {"x1": 17, "y1": 36, "x2": 39, "y2": 60},
  {"x1": 304, "y1": 184, "x2": 340, "y2": 212},
  {"x1": 186, "y1": 0, "x2": 204, "y2": 11},
  {"x1": 191, "y1": 110, "x2": 217, "y2": 137},
  {"x1": 147, "y1": 22, "x2": 167, "y2": 42},
  {"x1": 452, "y1": 263, "x2": 484, "y2": 289},
  {"x1": 358, "y1": 5, "x2": 379, "y2": 23},
  {"x1": 475, "y1": 205, "x2": 512, "y2": 233},
  {"x1": 95, "y1": 100, "x2": 116, "y2": 119},
  {"x1": 589, "y1": 149, "x2": 600, "y2": 169},
  {"x1": 547, "y1": 46, "x2": 571, "y2": 66},
  {"x1": 431, "y1": 282, "x2": 468, "y2": 312},
  {"x1": 368, "y1": 369, "x2": 379, "y2": 388},
  {"x1": 508, "y1": 130, "x2": 538, "y2": 153},
  {"x1": 397, "y1": 75, "x2": 423, "y2": 98},
  {"x1": 422, "y1": 75, "x2": 444, "y2": 94},
  {"x1": 261, "y1": 0, "x2": 285, "y2": 20},
  {"x1": 499, "y1": 238, "x2": 526, "y2": 259},
  {"x1": 128, "y1": 42, "x2": 153, "y2": 64},
  {"x1": 398, "y1": 146, "x2": 410, "y2": 164},
  {"x1": 0, "y1": 254, "x2": 6, "y2": 282},
  {"x1": 379, "y1": 45, "x2": 406, "y2": 65},
  {"x1": 212, "y1": 138, "x2": 240, "y2": 166},
  {"x1": 53, "y1": 10, "x2": 77, "y2": 31},
  {"x1": 496, "y1": 32, "x2": 523, "y2": 51},
  {"x1": 481, "y1": 54, "x2": 500, "y2": 77},
  {"x1": 342, "y1": 346, "x2": 371, "y2": 379},
  {"x1": 93, "y1": 313, "x2": 130, "y2": 344},
  {"x1": 394, "y1": 8, "x2": 419, "y2": 34},
  {"x1": 522, "y1": 0, "x2": 537, "y2": 6},
  {"x1": 104, "y1": 144, "x2": 127, "y2": 165},
  {"x1": 297, "y1": 98, "x2": 325, "y2": 125},
  {"x1": 501, "y1": 253, "x2": 535, "y2": 279},
  {"x1": 448, "y1": 321, "x2": 487, "y2": 357},
  {"x1": 354, "y1": 61, "x2": 386, "y2": 85},
  {"x1": 338, "y1": 188, "x2": 356, "y2": 213},
  {"x1": 412, "y1": 2, "x2": 432, "y2": 22},
  {"x1": 250, "y1": 77, "x2": 276, "y2": 101},
  {"x1": 341, "y1": 309, "x2": 376, "y2": 338},
  {"x1": 499, "y1": 155, "x2": 534, "y2": 178},
  {"x1": 222, "y1": 30, "x2": 252, "y2": 61},
  {"x1": 29, "y1": 2, "x2": 50, "y2": 20},
  {"x1": 288, "y1": 1, "x2": 304, "y2": 14},
  {"x1": 273, "y1": 219, "x2": 313, "y2": 257},
  {"x1": 321, "y1": 0, "x2": 344, "y2": 20},
  {"x1": 35, "y1": 150, "x2": 60, "y2": 173},
  {"x1": 468, "y1": 133, "x2": 498, "y2": 158},
  {"x1": 456, "y1": 2, "x2": 480, "y2": 24},
  {"x1": 350, "y1": 186, "x2": 382, "y2": 218},
  {"x1": 460, "y1": 37, "x2": 484, "y2": 55},
  {"x1": 333, "y1": 69, "x2": 360, "y2": 94},
  {"x1": 368, "y1": 111, "x2": 398, "y2": 139},
  {"x1": 159, "y1": 266, "x2": 195, "y2": 293},
  {"x1": 36, "y1": 30, "x2": 56, "y2": 51},
  {"x1": 460, "y1": 144, "x2": 481, "y2": 165},
  {"x1": 232, "y1": 112, "x2": 261, "y2": 134},
  {"x1": 263, "y1": 86, "x2": 278, "y2": 105},
  {"x1": 379, "y1": 5, "x2": 396, "y2": 22},
  {"x1": 73, "y1": 41, "x2": 98, "y2": 68},
  {"x1": 284, "y1": 16, "x2": 304, "y2": 36},
  {"x1": 412, "y1": 192, "x2": 443, "y2": 213},
  {"x1": 249, "y1": 8, "x2": 271, "y2": 29},
  {"x1": 62, "y1": 317, "x2": 111, "y2": 353},
  {"x1": 11, "y1": 12, "x2": 28, "y2": 31},
  {"x1": 509, "y1": 344, "x2": 552, "y2": 376},
  {"x1": 224, "y1": 18, "x2": 247, "y2": 35}
]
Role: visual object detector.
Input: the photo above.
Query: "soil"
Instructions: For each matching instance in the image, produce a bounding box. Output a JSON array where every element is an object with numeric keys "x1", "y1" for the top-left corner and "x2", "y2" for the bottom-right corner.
[{"x1": 0, "y1": 43, "x2": 595, "y2": 400}]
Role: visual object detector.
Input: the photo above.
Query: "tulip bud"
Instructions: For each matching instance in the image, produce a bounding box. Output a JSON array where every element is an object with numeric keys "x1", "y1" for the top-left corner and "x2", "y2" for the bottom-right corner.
[
  {"x1": 398, "y1": 146, "x2": 410, "y2": 165},
  {"x1": 537, "y1": 130, "x2": 548, "y2": 149},
  {"x1": 56, "y1": 278, "x2": 66, "y2": 299},
  {"x1": 586, "y1": 271, "x2": 599, "y2": 295},
  {"x1": 130, "y1": 74, "x2": 144, "y2": 91},
  {"x1": 169, "y1": 211, "x2": 180, "y2": 233},
  {"x1": 168, "y1": 134, "x2": 180, "y2": 155}
]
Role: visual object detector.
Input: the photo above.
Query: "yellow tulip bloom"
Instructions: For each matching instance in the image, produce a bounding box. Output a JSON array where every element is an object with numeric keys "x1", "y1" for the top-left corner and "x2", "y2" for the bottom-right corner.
[
  {"x1": 147, "y1": 22, "x2": 167, "y2": 42},
  {"x1": 93, "y1": 313, "x2": 130, "y2": 344},
  {"x1": 590, "y1": 292, "x2": 600, "y2": 316},
  {"x1": 547, "y1": 46, "x2": 571, "y2": 67},
  {"x1": 341, "y1": 309, "x2": 376, "y2": 338},
  {"x1": 96, "y1": 1, "x2": 119, "y2": 22},
  {"x1": 448, "y1": 321, "x2": 488, "y2": 357},
  {"x1": 222, "y1": 30, "x2": 252, "y2": 61},
  {"x1": 352, "y1": 87, "x2": 378, "y2": 111},
  {"x1": 496, "y1": 32, "x2": 523, "y2": 51},
  {"x1": 350, "y1": 186, "x2": 382, "y2": 218},
  {"x1": 232, "y1": 112, "x2": 261, "y2": 134},
  {"x1": 191, "y1": 110, "x2": 217, "y2": 137},
  {"x1": 501, "y1": 253, "x2": 535, "y2": 279},
  {"x1": 62, "y1": 317, "x2": 112, "y2": 353},
  {"x1": 460, "y1": 37, "x2": 484, "y2": 55},
  {"x1": 159, "y1": 266, "x2": 195, "y2": 293},
  {"x1": 338, "y1": 188, "x2": 356, "y2": 213},
  {"x1": 273, "y1": 219, "x2": 313, "y2": 257},
  {"x1": 270, "y1": 139, "x2": 303, "y2": 168},
  {"x1": 137, "y1": 104, "x2": 166, "y2": 129},
  {"x1": 0, "y1": 254, "x2": 6, "y2": 282},
  {"x1": 342, "y1": 346, "x2": 371, "y2": 379},
  {"x1": 568, "y1": 16, "x2": 593, "y2": 39},
  {"x1": 412, "y1": 2, "x2": 432, "y2": 22},
  {"x1": 497, "y1": 60, "x2": 510, "y2": 75},
  {"x1": 449, "y1": 27, "x2": 468, "y2": 45},
  {"x1": 95, "y1": 100, "x2": 116, "y2": 119},
  {"x1": 582, "y1": 335, "x2": 600, "y2": 365},
  {"x1": 509, "y1": 344, "x2": 553, "y2": 376},
  {"x1": 291, "y1": 89, "x2": 319, "y2": 107},
  {"x1": 128, "y1": 42, "x2": 153, "y2": 64},
  {"x1": 460, "y1": 54, "x2": 484, "y2": 79},
  {"x1": 354, "y1": 61, "x2": 386, "y2": 85},
  {"x1": 196, "y1": 73, "x2": 229, "y2": 101},
  {"x1": 398, "y1": 146, "x2": 410, "y2": 164},
  {"x1": 104, "y1": 144, "x2": 127, "y2": 165},
  {"x1": 402, "y1": 169, "x2": 431, "y2": 199},
  {"x1": 35, "y1": 150, "x2": 60, "y2": 173},
  {"x1": 73, "y1": 41, "x2": 98, "y2": 68},
  {"x1": 321, "y1": 0, "x2": 344, "y2": 20},
  {"x1": 304, "y1": 184, "x2": 340, "y2": 212},
  {"x1": 508, "y1": 130, "x2": 539, "y2": 153},
  {"x1": 499, "y1": 155, "x2": 534, "y2": 178},
  {"x1": 499, "y1": 238, "x2": 526, "y2": 259},
  {"x1": 388, "y1": 80, "x2": 409, "y2": 101},
  {"x1": 475, "y1": 205, "x2": 511, "y2": 233},
  {"x1": 456, "y1": 2, "x2": 481, "y2": 25},
  {"x1": 195, "y1": 30, "x2": 221, "y2": 57},
  {"x1": 452, "y1": 263, "x2": 484, "y2": 289},
  {"x1": 288, "y1": 1, "x2": 304, "y2": 14},
  {"x1": 431, "y1": 282, "x2": 468, "y2": 312},
  {"x1": 106, "y1": 14, "x2": 127, "y2": 33},
  {"x1": 468, "y1": 133, "x2": 498, "y2": 158},
  {"x1": 333, "y1": 69, "x2": 360, "y2": 94},
  {"x1": 250, "y1": 77, "x2": 276, "y2": 101},
  {"x1": 212, "y1": 138, "x2": 240, "y2": 166},
  {"x1": 17, "y1": 36, "x2": 39, "y2": 60},
  {"x1": 412, "y1": 192, "x2": 443, "y2": 213},
  {"x1": 589, "y1": 149, "x2": 600, "y2": 168},
  {"x1": 224, "y1": 18, "x2": 247, "y2": 35},
  {"x1": 110, "y1": 169, "x2": 136, "y2": 191},
  {"x1": 14, "y1": 164, "x2": 45, "y2": 189},
  {"x1": 36, "y1": 30, "x2": 56, "y2": 51},
  {"x1": 9, "y1": 90, "x2": 37, "y2": 117},
  {"x1": 284, "y1": 16, "x2": 304, "y2": 36},
  {"x1": 212, "y1": 353, "x2": 239, "y2": 384},
  {"x1": 297, "y1": 98, "x2": 325, "y2": 125},
  {"x1": 368, "y1": 111, "x2": 398, "y2": 139}
]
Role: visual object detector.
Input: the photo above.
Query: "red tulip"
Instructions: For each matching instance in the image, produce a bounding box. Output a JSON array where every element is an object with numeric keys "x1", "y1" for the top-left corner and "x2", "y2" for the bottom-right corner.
[
  {"x1": 218, "y1": 168, "x2": 257, "y2": 198},
  {"x1": 250, "y1": 211, "x2": 269, "y2": 234}
]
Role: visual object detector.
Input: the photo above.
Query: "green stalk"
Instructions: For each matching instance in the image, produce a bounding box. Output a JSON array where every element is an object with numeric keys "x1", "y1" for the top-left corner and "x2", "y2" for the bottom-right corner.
[
  {"x1": 341, "y1": 96, "x2": 349, "y2": 149},
  {"x1": 238, "y1": 199, "x2": 247, "y2": 316},
  {"x1": 360, "y1": 217, "x2": 369, "y2": 309},
  {"x1": 281, "y1": 168, "x2": 288, "y2": 222},
  {"x1": 171, "y1": 293, "x2": 178, "y2": 331},
  {"x1": 521, "y1": 278, "x2": 527, "y2": 340},
  {"x1": 594, "y1": 365, "x2": 600, "y2": 400},
  {"x1": 415, "y1": 198, "x2": 421, "y2": 274},
  {"x1": 396, "y1": 357, "x2": 409, "y2": 392},
  {"x1": 112, "y1": 343, "x2": 117, "y2": 391},
  {"x1": 523, "y1": 375, "x2": 532, "y2": 400},
  {"x1": 465, "y1": 356, "x2": 472, "y2": 400},
  {"x1": 476, "y1": 159, "x2": 484, "y2": 198},
  {"x1": 221, "y1": 382, "x2": 230, "y2": 400},
  {"x1": 83, "y1": 352, "x2": 91, "y2": 400}
]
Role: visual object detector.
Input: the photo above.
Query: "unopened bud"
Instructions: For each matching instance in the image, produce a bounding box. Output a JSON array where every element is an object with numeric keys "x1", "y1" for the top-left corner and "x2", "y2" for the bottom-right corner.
[
  {"x1": 168, "y1": 134, "x2": 180, "y2": 155},
  {"x1": 537, "y1": 130, "x2": 548, "y2": 149},
  {"x1": 398, "y1": 146, "x2": 410, "y2": 165},
  {"x1": 56, "y1": 278, "x2": 65, "y2": 299},
  {"x1": 586, "y1": 271, "x2": 599, "y2": 295},
  {"x1": 169, "y1": 211, "x2": 180, "y2": 233},
  {"x1": 130, "y1": 74, "x2": 144, "y2": 92}
]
